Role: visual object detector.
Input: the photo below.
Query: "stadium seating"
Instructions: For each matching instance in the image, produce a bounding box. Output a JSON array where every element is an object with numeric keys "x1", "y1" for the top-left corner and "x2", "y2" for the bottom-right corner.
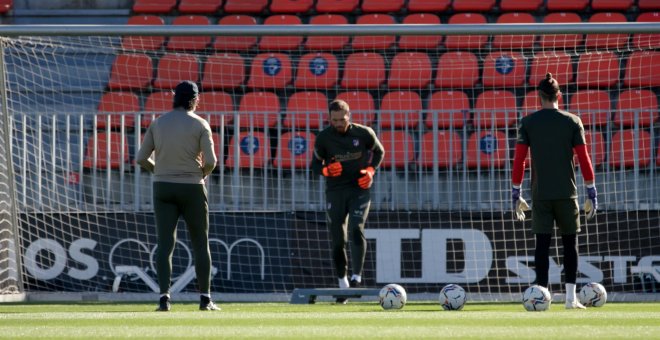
[
  {"x1": 614, "y1": 89, "x2": 658, "y2": 128},
  {"x1": 96, "y1": 91, "x2": 139, "y2": 130},
  {"x1": 609, "y1": 129, "x2": 653, "y2": 169},
  {"x1": 269, "y1": 0, "x2": 314, "y2": 14},
  {"x1": 444, "y1": 13, "x2": 488, "y2": 50},
  {"x1": 540, "y1": 12, "x2": 583, "y2": 49},
  {"x1": 465, "y1": 131, "x2": 509, "y2": 169},
  {"x1": 214, "y1": 15, "x2": 258, "y2": 51},
  {"x1": 521, "y1": 90, "x2": 566, "y2": 117},
  {"x1": 153, "y1": 53, "x2": 199, "y2": 90},
  {"x1": 341, "y1": 52, "x2": 386, "y2": 89},
  {"x1": 83, "y1": 132, "x2": 130, "y2": 170},
  {"x1": 273, "y1": 131, "x2": 316, "y2": 169},
  {"x1": 474, "y1": 90, "x2": 518, "y2": 128},
  {"x1": 294, "y1": 52, "x2": 339, "y2": 89},
  {"x1": 379, "y1": 131, "x2": 415, "y2": 169},
  {"x1": 196, "y1": 91, "x2": 234, "y2": 129},
  {"x1": 546, "y1": 0, "x2": 589, "y2": 11},
  {"x1": 425, "y1": 91, "x2": 469, "y2": 129},
  {"x1": 633, "y1": 12, "x2": 660, "y2": 49},
  {"x1": 107, "y1": 53, "x2": 153, "y2": 91},
  {"x1": 499, "y1": 0, "x2": 543, "y2": 11},
  {"x1": 528, "y1": 51, "x2": 574, "y2": 87},
  {"x1": 305, "y1": 14, "x2": 350, "y2": 51},
  {"x1": 585, "y1": 12, "x2": 629, "y2": 50},
  {"x1": 247, "y1": 53, "x2": 293, "y2": 89},
  {"x1": 638, "y1": 0, "x2": 660, "y2": 10},
  {"x1": 379, "y1": 91, "x2": 422, "y2": 129},
  {"x1": 237, "y1": 91, "x2": 281, "y2": 129},
  {"x1": 418, "y1": 131, "x2": 462, "y2": 169},
  {"x1": 141, "y1": 91, "x2": 173, "y2": 128},
  {"x1": 434, "y1": 51, "x2": 479, "y2": 89},
  {"x1": 283, "y1": 91, "x2": 327, "y2": 129},
  {"x1": 0, "y1": 0, "x2": 12, "y2": 14},
  {"x1": 259, "y1": 15, "x2": 303, "y2": 51},
  {"x1": 398, "y1": 13, "x2": 442, "y2": 50},
  {"x1": 223, "y1": 0, "x2": 268, "y2": 14},
  {"x1": 178, "y1": 0, "x2": 223, "y2": 14},
  {"x1": 406, "y1": 0, "x2": 450, "y2": 12},
  {"x1": 575, "y1": 52, "x2": 619, "y2": 88},
  {"x1": 481, "y1": 52, "x2": 526, "y2": 88},
  {"x1": 225, "y1": 131, "x2": 271, "y2": 168},
  {"x1": 361, "y1": 0, "x2": 404, "y2": 13},
  {"x1": 335, "y1": 91, "x2": 375, "y2": 126},
  {"x1": 387, "y1": 52, "x2": 432, "y2": 89},
  {"x1": 624, "y1": 51, "x2": 660, "y2": 87},
  {"x1": 132, "y1": 0, "x2": 177, "y2": 14},
  {"x1": 351, "y1": 14, "x2": 396, "y2": 50},
  {"x1": 122, "y1": 15, "x2": 166, "y2": 51},
  {"x1": 451, "y1": 0, "x2": 496, "y2": 11},
  {"x1": 492, "y1": 13, "x2": 537, "y2": 49},
  {"x1": 167, "y1": 15, "x2": 211, "y2": 52},
  {"x1": 590, "y1": 0, "x2": 633, "y2": 11},
  {"x1": 202, "y1": 53, "x2": 246, "y2": 90},
  {"x1": 314, "y1": 0, "x2": 359, "y2": 13},
  {"x1": 568, "y1": 90, "x2": 611, "y2": 127},
  {"x1": 582, "y1": 131, "x2": 606, "y2": 168}
]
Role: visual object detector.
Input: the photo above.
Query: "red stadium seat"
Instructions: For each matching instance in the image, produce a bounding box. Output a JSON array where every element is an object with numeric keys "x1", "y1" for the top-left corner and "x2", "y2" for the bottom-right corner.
[
  {"x1": 273, "y1": 131, "x2": 316, "y2": 169},
  {"x1": 379, "y1": 91, "x2": 422, "y2": 129},
  {"x1": 225, "y1": 131, "x2": 271, "y2": 168},
  {"x1": 633, "y1": 12, "x2": 660, "y2": 49},
  {"x1": 305, "y1": 15, "x2": 349, "y2": 51},
  {"x1": 132, "y1": 0, "x2": 176, "y2": 14},
  {"x1": 398, "y1": 13, "x2": 442, "y2": 50},
  {"x1": 482, "y1": 51, "x2": 526, "y2": 88},
  {"x1": 314, "y1": 0, "x2": 359, "y2": 13},
  {"x1": 575, "y1": 52, "x2": 619, "y2": 88},
  {"x1": 153, "y1": 53, "x2": 199, "y2": 90},
  {"x1": 214, "y1": 15, "x2": 258, "y2": 51},
  {"x1": 609, "y1": 130, "x2": 652, "y2": 169},
  {"x1": 335, "y1": 91, "x2": 375, "y2": 126},
  {"x1": 614, "y1": 89, "x2": 658, "y2": 128},
  {"x1": 522, "y1": 90, "x2": 566, "y2": 117},
  {"x1": 466, "y1": 131, "x2": 509, "y2": 169},
  {"x1": 223, "y1": 0, "x2": 268, "y2": 13},
  {"x1": 351, "y1": 14, "x2": 396, "y2": 50},
  {"x1": 178, "y1": 0, "x2": 223, "y2": 14},
  {"x1": 546, "y1": 0, "x2": 588, "y2": 11},
  {"x1": 0, "y1": 0, "x2": 12, "y2": 14},
  {"x1": 379, "y1": 131, "x2": 415, "y2": 169},
  {"x1": 452, "y1": 0, "x2": 495, "y2": 11},
  {"x1": 269, "y1": 0, "x2": 314, "y2": 13},
  {"x1": 284, "y1": 91, "x2": 328, "y2": 129},
  {"x1": 141, "y1": 91, "x2": 173, "y2": 128},
  {"x1": 108, "y1": 53, "x2": 153, "y2": 90},
  {"x1": 474, "y1": 90, "x2": 518, "y2": 128},
  {"x1": 528, "y1": 51, "x2": 574, "y2": 87},
  {"x1": 591, "y1": 0, "x2": 633, "y2": 11},
  {"x1": 499, "y1": 0, "x2": 543, "y2": 11},
  {"x1": 579, "y1": 131, "x2": 606, "y2": 168},
  {"x1": 624, "y1": 51, "x2": 660, "y2": 87},
  {"x1": 202, "y1": 53, "x2": 246, "y2": 90},
  {"x1": 569, "y1": 90, "x2": 611, "y2": 127},
  {"x1": 83, "y1": 132, "x2": 130, "y2": 170},
  {"x1": 387, "y1": 52, "x2": 432, "y2": 89},
  {"x1": 237, "y1": 91, "x2": 281, "y2": 129},
  {"x1": 341, "y1": 52, "x2": 386, "y2": 90},
  {"x1": 444, "y1": 13, "x2": 488, "y2": 50},
  {"x1": 122, "y1": 15, "x2": 165, "y2": 51},
  {"x1": 406, "y1": 0, "x2": 450, "y2": 12},
  {"x1": 197, "y1": 91, "x2": 234, "y2": 129},
  {"x1": 418, "y1": 131, "x2": 462, "y2": 169},
  {"x1": 167, "y1": 16, "x2": 211, "y2": 52},
  {"x1": 294, "y1": 52, "x2": 339, "y2": 89},
  {"x1": 540, "y1": 12, "x2": 583, "y2": 49},
  {"x1": 259, "y1": 15, "x2": 304, "y2": 51},
  {"x1": 434, "y1": 51, "x2": 479, "y2": 89},
  {"x1": 361, "y1": 0, "x2": 404, "y2": 13},
  {"x1": 96, "y1": 92, "x2": 139, "y2": 130},
  {"x1": 425, "y1": 91, "x2": 469, "y2": 129},
  {"x1": 247, "y1": 53, "x2": 293, "y2": 89},
  {"x1": 492, "y1": 13, "x2": 536, "y2": 49},
  {"x1": 585, "y1": 13, "x2": 629, "y2": 50},
  {"x1": 639, "y1": 0, "x2": 660, "y2": 10}
]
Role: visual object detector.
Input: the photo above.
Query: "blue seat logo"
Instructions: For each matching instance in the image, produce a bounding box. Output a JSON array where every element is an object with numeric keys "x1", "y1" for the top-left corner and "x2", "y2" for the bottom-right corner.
[
  {"x1": 263, "y1": 57, "x2": 281, "y2": 76},
  {"x1": 495, "y1": 55, "x2": 514, "y2": 75},
  {"x1": 240, "y1": 135, "x2": 260, "y2": 155},
  {"x1": 479, "y1": 134, "x2": 497, "y2": 155},
  {"x1": 309, "y1": 57, "x2": 328, "y2": 76},
  {"x1": 289, "y1": 135, "x2": 307, "y2": 156}
]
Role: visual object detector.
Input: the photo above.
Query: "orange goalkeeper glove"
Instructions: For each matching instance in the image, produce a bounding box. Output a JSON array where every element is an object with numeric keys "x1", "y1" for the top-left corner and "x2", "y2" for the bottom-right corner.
[
  {"x1": 322, "y1": 161, "x2": 342, "y2": 177},
  {"x1": 358, "y1": 166, "x2": 375, "y2": 189}
]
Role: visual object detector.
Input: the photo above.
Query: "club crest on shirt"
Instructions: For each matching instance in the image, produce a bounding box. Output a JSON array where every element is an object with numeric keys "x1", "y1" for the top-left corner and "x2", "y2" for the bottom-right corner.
[{"x1": 353, "y1": 139, "x2": 359, "y2": 147}]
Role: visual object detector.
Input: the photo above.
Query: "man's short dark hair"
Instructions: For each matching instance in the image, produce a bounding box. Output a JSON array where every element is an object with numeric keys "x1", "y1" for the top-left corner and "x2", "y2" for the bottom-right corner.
[
  {"x1": 538, "y1": 72, "x2": 560, "y2": 102},
  {"x1": 328, "y1": 99, "x2": 350, "y2": 115},
  {"x1": 173, "y1": 80, "x2": 199, "y2": 111}
]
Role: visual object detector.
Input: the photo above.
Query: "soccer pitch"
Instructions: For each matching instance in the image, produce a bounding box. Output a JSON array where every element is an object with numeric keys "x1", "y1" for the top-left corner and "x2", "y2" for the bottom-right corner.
[{"x1": 0, "y1": 302, "x2": 658, "y2": 339}]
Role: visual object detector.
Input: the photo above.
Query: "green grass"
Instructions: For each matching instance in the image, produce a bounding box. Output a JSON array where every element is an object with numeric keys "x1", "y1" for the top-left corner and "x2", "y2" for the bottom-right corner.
[{"x1": 0, "y1": 301, "x2": 659, "y2": 339}]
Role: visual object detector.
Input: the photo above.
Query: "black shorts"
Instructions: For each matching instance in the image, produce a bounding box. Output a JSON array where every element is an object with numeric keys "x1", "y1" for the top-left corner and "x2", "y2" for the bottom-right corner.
[{"x1": 532, "y1": 199, "x2": 580, "y2": 235}]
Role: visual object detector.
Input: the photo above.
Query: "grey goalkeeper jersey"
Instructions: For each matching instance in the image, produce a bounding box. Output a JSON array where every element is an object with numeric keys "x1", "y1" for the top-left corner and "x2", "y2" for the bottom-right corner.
[{"x1": 137, "y1": 108, "x2": 217, "y2": 184}]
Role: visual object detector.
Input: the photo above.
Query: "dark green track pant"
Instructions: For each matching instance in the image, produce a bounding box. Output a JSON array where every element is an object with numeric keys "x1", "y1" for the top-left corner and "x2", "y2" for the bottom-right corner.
[
  {"x1": 325, "y1": 187, "x2": 371, "y2": 279},
  {"x1": 153, "y1": 182, "x2": 211, "y2": 295}
]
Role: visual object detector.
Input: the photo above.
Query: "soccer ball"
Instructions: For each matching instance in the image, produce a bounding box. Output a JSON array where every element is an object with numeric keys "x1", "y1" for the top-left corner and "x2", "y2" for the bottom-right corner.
[
  {"x1": 439, "y1": 284, "x2": 467, "y2": 310},
  {"x1": 579, "y1": 282, "x2": 607, "y2": 307},
  {"x1": 379, "y1": 283, "x2": 407, "y2": 310},
  {"x1": 522, "y1": 285, "x2": 552, "y2": 311}
]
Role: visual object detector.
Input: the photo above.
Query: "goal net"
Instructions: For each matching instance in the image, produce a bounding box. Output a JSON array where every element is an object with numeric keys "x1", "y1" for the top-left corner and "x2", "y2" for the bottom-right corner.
[{"x1": 0, "y1": 22, "x2": 658, "y2": 301}]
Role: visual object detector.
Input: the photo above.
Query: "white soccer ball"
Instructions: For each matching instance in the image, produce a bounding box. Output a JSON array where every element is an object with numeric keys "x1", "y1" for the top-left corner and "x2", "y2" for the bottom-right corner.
[
  {"x1": 439, "y1": 284, "x2": 467, "y2": 310},
  {"x1": 379, "y1": 283, "x2": 407, "y2": 310},
  {"x1": 522, "y1": 285, "x2": 552, "y2": 311},
  {"x1": 579, "y1": 282, "x2": 608, "y2": 307}
]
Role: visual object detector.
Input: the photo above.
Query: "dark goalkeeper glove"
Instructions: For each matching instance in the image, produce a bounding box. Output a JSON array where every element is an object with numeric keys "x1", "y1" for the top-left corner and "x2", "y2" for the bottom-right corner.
[
  {"x1": 512, "y1": 185, "x2": 530, "y2": 222},
  {"x1": 584, "y1": 185, "x2": 597, "y2": 220}
]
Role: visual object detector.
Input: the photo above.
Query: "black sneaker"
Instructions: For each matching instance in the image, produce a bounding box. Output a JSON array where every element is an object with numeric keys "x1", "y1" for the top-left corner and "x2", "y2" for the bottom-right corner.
[
  {"x1": 156, "y1": 296, "x2": 170, "y2": 312},
  {"x1": 335, "y1": 297, "x2": 348, "y2": 305},
  {"x1": 349, "y1": 279, "x2": 360, "y2": 288},
  {"x1": 200, "y1": 296, "x2": 221, "y2": 311}
]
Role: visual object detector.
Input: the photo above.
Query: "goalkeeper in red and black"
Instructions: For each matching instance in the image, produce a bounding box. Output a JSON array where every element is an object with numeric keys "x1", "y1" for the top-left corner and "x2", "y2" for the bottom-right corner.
[
  {"x1": 511, "y1": 73, "x2": 598, "y2": 310},
  {"x1": 311, "y1": 99, "x2": 385, "y2": 303}
]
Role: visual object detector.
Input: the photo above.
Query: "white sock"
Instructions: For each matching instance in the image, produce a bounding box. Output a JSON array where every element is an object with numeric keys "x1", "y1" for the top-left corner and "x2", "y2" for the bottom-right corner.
[
  {"x1": 566, "y1": 283, "x2": 576, "y2": 302},
  {"x1": 351, "y1": 274, "x2": 362, "y2": 283},
  {"x1": 201, "y1": 293, "x2": 211, "y2": 299},
  {"x1": 160, "y1": 293, "x2": 170, "y2": 299},
  {"x1": 338, "y1": 276, "x2": 349, "y2": 289}
]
